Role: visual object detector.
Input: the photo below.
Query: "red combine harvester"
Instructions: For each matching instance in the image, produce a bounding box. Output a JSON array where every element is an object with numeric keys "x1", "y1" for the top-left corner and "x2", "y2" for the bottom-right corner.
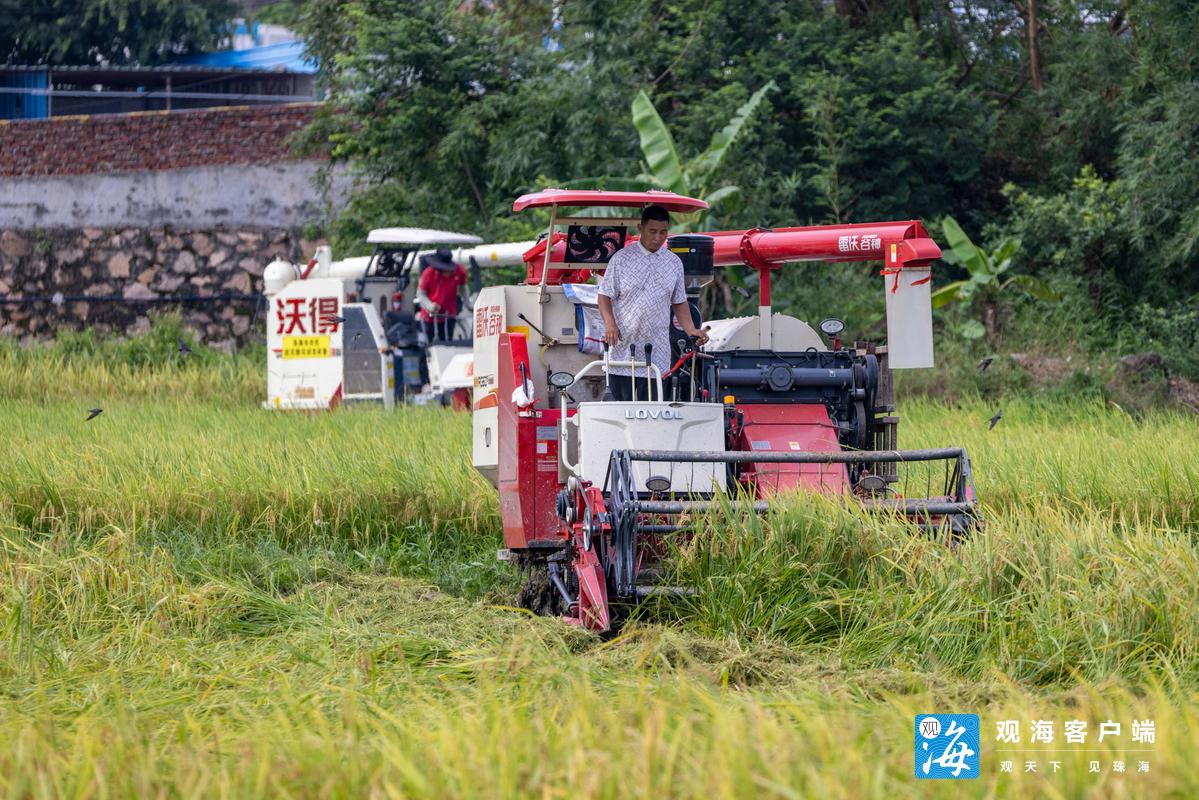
[{"x1": 472, "y1": 189, "x2": 978, "y2": 631}]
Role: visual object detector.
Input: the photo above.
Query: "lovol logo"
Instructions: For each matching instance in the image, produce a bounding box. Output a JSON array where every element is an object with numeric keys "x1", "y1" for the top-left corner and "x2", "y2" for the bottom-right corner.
[{"x1": 624, "y1": 408, "x2": 683, "y2": 421}]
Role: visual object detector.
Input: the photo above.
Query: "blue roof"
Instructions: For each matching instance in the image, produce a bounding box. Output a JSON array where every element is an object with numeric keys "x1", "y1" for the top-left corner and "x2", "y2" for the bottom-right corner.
[{"x1": 174, "y1": 41, "x2": 316, "y2": 74}]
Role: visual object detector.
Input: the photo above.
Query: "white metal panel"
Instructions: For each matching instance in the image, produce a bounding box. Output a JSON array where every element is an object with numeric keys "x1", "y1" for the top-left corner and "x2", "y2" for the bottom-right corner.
[
  {"x1": 341, "y1": 302, "x2": 394, "y2": 407},
  {"x1": 884, "y1": 266, "x2": 934, "y2": 368},
  {"x1": 439, "y1": 352, "x2": 474, "y2": 390},
  {"x1": 575, "y1": 402, "x2": 726, "y2": 493},
  {"x1": 427, "y1": 344, "x2": 473, "y2": 393},
  {"x1": 471, "y1": 285, "x2": 507, "y2": 482}
]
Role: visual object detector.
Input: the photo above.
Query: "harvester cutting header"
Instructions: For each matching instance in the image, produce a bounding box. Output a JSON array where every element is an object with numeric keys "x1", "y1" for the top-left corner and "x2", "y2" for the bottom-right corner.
[{"x1": 473, "y1": 188, "x2": 979, "y2": 631}]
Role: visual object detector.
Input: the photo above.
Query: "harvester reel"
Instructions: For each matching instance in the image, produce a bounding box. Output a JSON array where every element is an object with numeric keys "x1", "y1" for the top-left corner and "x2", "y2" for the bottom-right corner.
[{"x1": 605, "y1": 450, "x2": 641, "y2": 599}]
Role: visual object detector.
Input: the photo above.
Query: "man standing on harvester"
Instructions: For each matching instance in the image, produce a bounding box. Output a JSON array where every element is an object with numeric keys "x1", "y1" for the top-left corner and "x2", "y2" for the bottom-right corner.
[
  {"x1": 597, "y1": 204, "x2": 709, "y2": 400},
  {"x1": 416, "y1": 247, "x2": 468, "y2": 342}
]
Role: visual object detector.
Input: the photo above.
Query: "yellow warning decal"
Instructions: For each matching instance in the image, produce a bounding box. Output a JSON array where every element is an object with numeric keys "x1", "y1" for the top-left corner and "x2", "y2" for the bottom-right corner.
[{"x1": 282, "y1": 335, "x2": 331, "y2": 360}]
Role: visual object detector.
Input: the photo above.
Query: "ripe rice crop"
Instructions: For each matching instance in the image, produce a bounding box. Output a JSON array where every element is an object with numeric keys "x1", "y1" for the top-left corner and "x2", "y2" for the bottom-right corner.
[{"x1": 2, "y1": 344, "x2": 1197, "y2": 798}]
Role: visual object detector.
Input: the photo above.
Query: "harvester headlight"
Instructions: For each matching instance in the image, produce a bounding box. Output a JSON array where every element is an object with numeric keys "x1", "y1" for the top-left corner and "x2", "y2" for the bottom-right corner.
[
  {"x1": 645, "y1": 475, "x2": 671, "y2": 493},
  {"x1": 549, "y1": 371, "x2": 575, "y2": 389},
  {"x1": 819, "y1": 318, "x2": 845, "y2": 337}
]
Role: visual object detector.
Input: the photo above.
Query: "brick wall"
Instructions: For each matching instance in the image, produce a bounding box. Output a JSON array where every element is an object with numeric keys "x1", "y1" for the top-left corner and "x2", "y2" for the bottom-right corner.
[{"x1": 0, "y1": 103, "x2": 321, "y2": 177}]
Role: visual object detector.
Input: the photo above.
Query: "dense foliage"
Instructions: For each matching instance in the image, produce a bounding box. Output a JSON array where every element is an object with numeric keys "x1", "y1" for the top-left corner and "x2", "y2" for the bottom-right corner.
[{"x1": 0, "y1": 0, "x2": 237, "y2": 65}]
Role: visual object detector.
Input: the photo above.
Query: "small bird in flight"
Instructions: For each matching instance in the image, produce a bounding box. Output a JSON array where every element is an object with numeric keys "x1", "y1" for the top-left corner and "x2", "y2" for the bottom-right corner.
[
  {"x1": 86, "y1": 408, "x2": 103, "y2": 421},
  {"x1": 178, "y1": 339, "x2": 192, "y2": 356},
  {"x1": 988, "y1": 408, "x2": 1003, "y2": 430},
  {"x1": 977, "y1": 356, "x2": 994, "y2": 372}
]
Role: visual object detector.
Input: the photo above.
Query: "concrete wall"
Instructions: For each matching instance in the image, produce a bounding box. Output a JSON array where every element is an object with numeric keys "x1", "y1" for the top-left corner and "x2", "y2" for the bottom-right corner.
[{"x1": 0, "y1": 161, "x2": 350, "y2": 229}]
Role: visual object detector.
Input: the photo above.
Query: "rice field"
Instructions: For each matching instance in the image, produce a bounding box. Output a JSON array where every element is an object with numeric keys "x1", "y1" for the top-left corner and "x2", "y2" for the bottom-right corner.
[{"x1": 2, "y1": 339, "x2": 1198, "y2": 798}]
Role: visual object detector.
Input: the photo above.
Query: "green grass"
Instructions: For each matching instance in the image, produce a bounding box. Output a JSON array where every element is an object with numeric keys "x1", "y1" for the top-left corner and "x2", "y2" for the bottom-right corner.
[{"x1": 2, "y1": 338, "x2": 1198, "y2": 797}]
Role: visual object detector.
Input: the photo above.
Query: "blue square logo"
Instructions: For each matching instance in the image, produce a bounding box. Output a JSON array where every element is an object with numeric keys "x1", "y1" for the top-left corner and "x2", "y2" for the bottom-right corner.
[{"x1": 915, "y1": 714, "x2": 980, "y2": 779}]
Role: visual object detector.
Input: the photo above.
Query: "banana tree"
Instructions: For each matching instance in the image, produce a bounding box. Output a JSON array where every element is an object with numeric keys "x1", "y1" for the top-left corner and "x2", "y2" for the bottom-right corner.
[
  {"x1": 564, "y1": 81, "x2": 775, "y2": 227},
  {"x1": 629, "y1": 81, "x2": 776, "y2": 230},
  {"x1": 932, "y1": 216, "x2": 1059, "y2": 342},
  {"x1": 561, "y1": 82, "x2": 775, "y2": 315}
]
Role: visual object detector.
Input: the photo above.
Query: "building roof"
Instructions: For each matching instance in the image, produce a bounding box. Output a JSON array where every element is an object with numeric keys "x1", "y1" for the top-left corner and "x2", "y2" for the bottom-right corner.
[{"x1": 172, "y1": 41, "x2": 316, "y2": 74}]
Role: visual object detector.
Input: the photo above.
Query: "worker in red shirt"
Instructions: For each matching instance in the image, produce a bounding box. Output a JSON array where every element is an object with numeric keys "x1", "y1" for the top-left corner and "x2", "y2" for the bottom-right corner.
[{"x1": 416, "y1": 248, "x2": 468, "y2": 342}]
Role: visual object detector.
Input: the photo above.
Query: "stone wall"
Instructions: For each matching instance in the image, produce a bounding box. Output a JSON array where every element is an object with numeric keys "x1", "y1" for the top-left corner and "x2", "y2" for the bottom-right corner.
[{"x1": 0, "y1": 226, "x2": 322, "y2": 344}]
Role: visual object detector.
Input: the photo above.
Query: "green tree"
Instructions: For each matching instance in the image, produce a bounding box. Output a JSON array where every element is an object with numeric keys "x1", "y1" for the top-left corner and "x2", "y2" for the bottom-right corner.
[
  {"x1": 1116, "y1": 0, "x2": 1199, "y2": 295},
  {"x1": 932, "y1": 216, "x2": 1058, "y2": 343},
  {"x1": 0, "y1": 0, "x2": 237, "y2": 65}
]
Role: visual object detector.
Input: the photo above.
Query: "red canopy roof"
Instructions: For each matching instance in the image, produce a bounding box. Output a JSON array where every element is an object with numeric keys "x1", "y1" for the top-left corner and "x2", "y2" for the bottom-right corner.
[{"x1": 512, "y1": 188, "x2": 709, "y2": 213}]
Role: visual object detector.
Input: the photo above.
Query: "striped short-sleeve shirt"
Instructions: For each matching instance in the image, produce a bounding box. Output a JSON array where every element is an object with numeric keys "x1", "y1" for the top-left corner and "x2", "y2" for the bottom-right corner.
[{"x1": 597, "y1": 241, "x2": 686, "y2": 377}]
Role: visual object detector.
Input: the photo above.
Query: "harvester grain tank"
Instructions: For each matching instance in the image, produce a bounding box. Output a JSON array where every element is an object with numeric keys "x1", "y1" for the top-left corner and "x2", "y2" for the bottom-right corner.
[{"x1": 471, "y1": 189, "x2": 979, "y2": 631}]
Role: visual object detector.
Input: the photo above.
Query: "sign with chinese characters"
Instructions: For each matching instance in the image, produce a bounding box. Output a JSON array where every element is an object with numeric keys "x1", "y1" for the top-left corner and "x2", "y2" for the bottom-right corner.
[
  {"x1": 281, "y1": 335, "x2": 331, "y2": 360},
  {"x1": 475, "y1": 304, "x2": 504, "y2": 339},
  {"x1": 275, "y1": 295, "x2": 342, "y2": 336},
  {"x1": 837, "y1": 233, "x2": 882, "y2": 253},
  {"x1": 993, "y1": 717, "x2": 1157, "y2": 779},
  {"x1": 265, "y1": 277, "x2": 345, "y2": 410}
]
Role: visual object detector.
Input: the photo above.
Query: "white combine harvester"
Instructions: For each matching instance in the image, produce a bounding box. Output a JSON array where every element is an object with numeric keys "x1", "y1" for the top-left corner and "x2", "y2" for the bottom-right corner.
[{"x1": 262, "y1": 228, "x2": 533, "y2": 410}]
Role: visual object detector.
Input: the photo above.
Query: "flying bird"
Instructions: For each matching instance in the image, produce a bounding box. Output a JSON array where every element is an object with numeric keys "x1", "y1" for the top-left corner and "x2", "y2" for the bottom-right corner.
[
  {"x1": 734, "y1": 286, "x2": 750, "y2": 300},
  {"x1": 86, "y1": 408, "x2": 103, "y2": 421},
  {"x1": 977, "y1": 356, "x2": 994, "y2": 372},
  {"x1": 178, "y1": 339, "x2": 192, "y2": 356},
  {"x1": 988, "y1": 408, "x2": 1003, "y2": 430}
]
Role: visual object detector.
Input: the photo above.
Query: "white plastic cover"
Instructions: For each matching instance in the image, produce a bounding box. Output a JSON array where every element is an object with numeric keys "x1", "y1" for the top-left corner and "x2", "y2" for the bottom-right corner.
[{"x1": 367, "y1": 227, "x2": 483, "y2": 245}]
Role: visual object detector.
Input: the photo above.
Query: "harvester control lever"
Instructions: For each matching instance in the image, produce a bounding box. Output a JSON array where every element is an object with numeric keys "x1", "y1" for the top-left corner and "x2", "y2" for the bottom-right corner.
[
  {"x1": 630, "y1": 344, "x2": 638, "y2": 401},
  {"x1": 517, "y1": 313, "x2": 560, "y2": 346},
  {"x1": 644, "y1": 344, "x2": 653, "y2": 402},
  {"x1": 518, "y1": 362, "x2": 531, "y2": 400},
  {"x1": 601, "y1": 342, "x2": 615, "y2": 402}
]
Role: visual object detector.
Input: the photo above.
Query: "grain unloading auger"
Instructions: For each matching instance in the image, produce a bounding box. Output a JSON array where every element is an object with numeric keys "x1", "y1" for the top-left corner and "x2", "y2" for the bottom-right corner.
[{"x1": 471, "y1": 189, "x2": 980, "y2": 632}]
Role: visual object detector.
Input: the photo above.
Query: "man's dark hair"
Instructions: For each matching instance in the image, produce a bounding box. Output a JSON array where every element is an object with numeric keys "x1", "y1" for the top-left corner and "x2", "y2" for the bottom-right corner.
[{"x1": 640, "y1": 204, "x2": 671, "y2": 225}]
